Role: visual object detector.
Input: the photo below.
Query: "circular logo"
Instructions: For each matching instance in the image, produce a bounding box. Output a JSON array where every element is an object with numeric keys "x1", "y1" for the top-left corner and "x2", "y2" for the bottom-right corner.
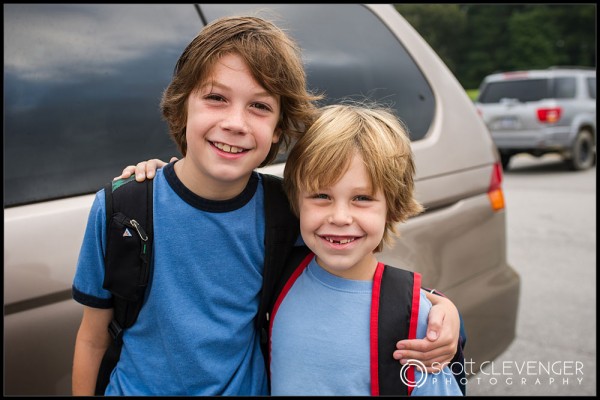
[{"x1": 399, "y1": 359, "x2": 428, "y2": 388}]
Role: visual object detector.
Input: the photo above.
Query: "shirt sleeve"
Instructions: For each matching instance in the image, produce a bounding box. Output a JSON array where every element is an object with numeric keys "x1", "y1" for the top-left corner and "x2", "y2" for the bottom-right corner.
[
  {"x1": 71, "y1": 188, "x2": 113, "y2": 308},
  {"x1": 411, "y1": 290, "x2": 464, "y2": 396}
]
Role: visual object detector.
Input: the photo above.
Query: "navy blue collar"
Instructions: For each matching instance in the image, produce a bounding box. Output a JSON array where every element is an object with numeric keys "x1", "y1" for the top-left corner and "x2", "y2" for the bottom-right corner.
[{"x1": 163, "y1": 161, "x2": 259, "y2": 213}]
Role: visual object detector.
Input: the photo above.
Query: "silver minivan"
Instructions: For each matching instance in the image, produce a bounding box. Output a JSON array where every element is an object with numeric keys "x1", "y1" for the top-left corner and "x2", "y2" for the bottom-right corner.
[
  {"x1": 4, "y1": 4, "x2": 520, "y2": 395},
  {"x1": 475, "y1": 67, "x2": 596, "y2": 170}
]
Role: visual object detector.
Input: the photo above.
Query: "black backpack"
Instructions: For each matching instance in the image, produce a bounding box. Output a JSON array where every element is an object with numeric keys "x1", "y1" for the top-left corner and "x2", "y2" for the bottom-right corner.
[{"x1": 95, "y1": 173, "x2": 299, "y2": 395}]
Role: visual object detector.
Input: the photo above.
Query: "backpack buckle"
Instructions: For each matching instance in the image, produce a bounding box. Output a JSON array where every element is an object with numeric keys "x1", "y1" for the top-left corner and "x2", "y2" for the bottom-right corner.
[{"x1": 108, "y1": 320, "x2": 124, "y2": 344}]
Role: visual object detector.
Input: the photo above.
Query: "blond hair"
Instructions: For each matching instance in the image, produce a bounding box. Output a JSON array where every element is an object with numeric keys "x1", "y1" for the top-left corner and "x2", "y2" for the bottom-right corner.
[
  {"x1": 161, "y1": 15, "x2": 322, "y2": 166},
  {"x1": 283, "y1": 103, "x2": 424, "y2": 252}
]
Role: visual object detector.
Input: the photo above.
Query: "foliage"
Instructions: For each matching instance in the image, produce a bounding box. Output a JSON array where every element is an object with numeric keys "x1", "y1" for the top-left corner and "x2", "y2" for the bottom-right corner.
[
  {"x1": 466, "y1": 89, "x2": 478, "y2": 101},
  {"x1": 394, "y1": 4, "x2": 596, "y2": 89}
]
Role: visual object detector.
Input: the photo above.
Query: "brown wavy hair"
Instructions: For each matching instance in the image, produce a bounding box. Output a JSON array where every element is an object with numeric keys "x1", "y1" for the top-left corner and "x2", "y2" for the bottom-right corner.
[{"x1": 161, "y1": 15, "x2": 322, "y2": 166}]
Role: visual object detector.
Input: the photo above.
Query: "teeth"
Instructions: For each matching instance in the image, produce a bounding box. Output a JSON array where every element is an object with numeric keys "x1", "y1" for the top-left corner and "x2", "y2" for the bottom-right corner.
[
  {"x1": 214, "y1": 142, "x2": 244, "y2": 154},
  {"x1": 326, "y1": 237, "x2": 355, "y2": 244}
]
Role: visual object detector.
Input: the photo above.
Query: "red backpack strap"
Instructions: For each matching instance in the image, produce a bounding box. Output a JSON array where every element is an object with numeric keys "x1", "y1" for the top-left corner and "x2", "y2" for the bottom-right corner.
[
  {"x1": 370, "y1": 263, "x2": 421, "y2": 396},
  {"x1": 268, "y1": 248, "x2": 314, "y2": 371}
]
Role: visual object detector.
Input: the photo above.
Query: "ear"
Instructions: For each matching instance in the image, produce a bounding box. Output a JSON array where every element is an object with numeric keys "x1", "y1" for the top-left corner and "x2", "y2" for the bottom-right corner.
[{"x1": 272, "y1": 127, "x2": 282, "y2": 144}]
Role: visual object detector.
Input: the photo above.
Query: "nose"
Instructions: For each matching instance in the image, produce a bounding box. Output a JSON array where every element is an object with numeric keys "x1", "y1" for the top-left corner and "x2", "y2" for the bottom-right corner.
[
  {"x1": 220, "y1": 105, "x2": 248, "y2": 134},
  {"x1": 328, "y1": 202, "x2": 353, "y2": 225}
]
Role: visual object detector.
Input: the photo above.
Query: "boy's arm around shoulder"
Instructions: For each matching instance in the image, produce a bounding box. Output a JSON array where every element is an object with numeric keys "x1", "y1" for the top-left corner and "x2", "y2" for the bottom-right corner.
[
  {"x1": 393, "y1": 291, "x2": 461, "y2": 372},
  {"x1": 114, "y1": 158, "x2": 177, "y2": 181}
]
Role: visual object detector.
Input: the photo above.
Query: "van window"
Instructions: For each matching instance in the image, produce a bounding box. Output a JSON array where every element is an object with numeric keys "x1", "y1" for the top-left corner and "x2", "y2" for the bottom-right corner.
[
  {"x1": 201, "y1": 4, "x2": 435, "y2": 142},
  {"x1": 4, "y1": 4, "x2": 201, "y2": 207}
]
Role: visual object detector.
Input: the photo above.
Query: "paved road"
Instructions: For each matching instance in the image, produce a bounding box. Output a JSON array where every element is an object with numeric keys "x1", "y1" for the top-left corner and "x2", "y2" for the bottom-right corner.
[{"x1": 466, "y1": 154, "x2": 596, "y2": 396}]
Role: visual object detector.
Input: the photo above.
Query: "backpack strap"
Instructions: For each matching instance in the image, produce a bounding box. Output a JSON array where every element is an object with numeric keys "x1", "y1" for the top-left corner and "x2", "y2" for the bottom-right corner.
[
  {"x1": 375, "y1": 273, "x2": 468, "y2": 395},
  {"x1": 95, "y1": 177, "x2": 154, "y2": 395},
  {"x1": 371, "y1": 265, "x2": 421, "y2": 396},
  {"x1": 256, "y1": 173, "x2": 300, "y2": 384}
]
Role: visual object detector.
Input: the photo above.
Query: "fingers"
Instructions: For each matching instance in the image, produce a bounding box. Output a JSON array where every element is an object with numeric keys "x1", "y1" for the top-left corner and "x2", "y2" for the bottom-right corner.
[
  {"x1": 143, "y1": 158, "x2": 171, "y2": 180},
  {"x1": 142, "y1": 160, "x2": 158, "y2": 180},
  {"x1": 394, "y1": 337, "x2": 454, "y2": 359},
  {"x1": 133, "y1": 161, "x2": 151, "y2": 182},
  {"x1": 390, "y1": 293, "x2": 462, "y2": 373},
  {"x1": 393, "y1": 338, "x2": 455, "y2": 368},
  {"x1": 113, "y1": 165, "x2": 137, "y2": 181},
  {"x1": 113, "y1": 157, "x2": 173, "y2": 182},
  {"x1": 393, "y1": 295, "x2": 460, "y2": 368},
  {"x1": 424, "y1": 291, "x2": 460, "y2": 349},
  {"x1": 425, "y1": 306, "x2": 444, "y2": 341}
]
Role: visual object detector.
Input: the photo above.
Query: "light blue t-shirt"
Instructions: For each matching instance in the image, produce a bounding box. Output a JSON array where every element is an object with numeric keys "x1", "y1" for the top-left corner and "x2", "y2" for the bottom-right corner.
[
  {"x1": 72, "y1": 163, "x2": 268, "y2": 395},
  {"x1": 270, "y1": 258, "x2": 463, "y2": 396}
]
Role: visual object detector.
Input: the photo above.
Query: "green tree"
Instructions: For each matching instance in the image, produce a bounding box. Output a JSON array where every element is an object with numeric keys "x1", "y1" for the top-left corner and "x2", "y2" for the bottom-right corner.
[
  {"x1": 546, "y1": 5, "x2": 596, "y2": 67},
  {"x1": 394, "y1": 4, "x2": 596, "y2": 90},
  {"x1": 394, "y1": 4, "x2": 466, "y2": 74},
  {"x1": 507, "y1": 7, "x2": 562, "y2": 70},
  {"x1": 460, "y1": 4, "x2": 521, "y2": 89}
]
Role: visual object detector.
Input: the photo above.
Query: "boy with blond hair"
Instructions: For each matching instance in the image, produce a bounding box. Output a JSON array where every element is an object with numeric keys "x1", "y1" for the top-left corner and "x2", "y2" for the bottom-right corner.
[{"x1": 271, "y1": 103, "x2": 463, "y2": 395}]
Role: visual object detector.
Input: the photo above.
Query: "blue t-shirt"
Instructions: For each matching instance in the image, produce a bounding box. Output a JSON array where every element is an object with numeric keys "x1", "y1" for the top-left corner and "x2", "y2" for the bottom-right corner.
[
  {"x1": 72, "y1": 163, "x2": 268, "y2": 395},
  {"x1": 270, "y1": 258, "x2": 463, "y2": 396}
]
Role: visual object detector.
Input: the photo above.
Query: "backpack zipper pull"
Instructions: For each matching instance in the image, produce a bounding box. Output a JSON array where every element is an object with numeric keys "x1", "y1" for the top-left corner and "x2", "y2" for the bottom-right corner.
[{"x1": 129, "y1": 219, "x2": 148, "y2": 241}]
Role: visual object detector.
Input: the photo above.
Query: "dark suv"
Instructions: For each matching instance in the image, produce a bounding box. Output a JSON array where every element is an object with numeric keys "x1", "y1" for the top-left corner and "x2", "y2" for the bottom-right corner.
[
  {"x1": 475, "y1": 67, "x2": 596, "y2": 170},
  {"x1": 4, "y1": 4, "x2": 520, "y2": 395}
]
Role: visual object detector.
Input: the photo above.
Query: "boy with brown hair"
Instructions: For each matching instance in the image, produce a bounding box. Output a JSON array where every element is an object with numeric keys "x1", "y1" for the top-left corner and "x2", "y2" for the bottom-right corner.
[{"x1": 72, "y1": 15, "x2": 319, "y2": 396}]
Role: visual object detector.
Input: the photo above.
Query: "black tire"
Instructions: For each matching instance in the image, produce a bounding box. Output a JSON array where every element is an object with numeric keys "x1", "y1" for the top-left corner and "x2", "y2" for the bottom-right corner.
[
  {"x1": 565, "y1": 129, "x2": 595, "y2": 171},
  {"x1": 500, "y1": 153, "x2": 512, "y2": 171}
]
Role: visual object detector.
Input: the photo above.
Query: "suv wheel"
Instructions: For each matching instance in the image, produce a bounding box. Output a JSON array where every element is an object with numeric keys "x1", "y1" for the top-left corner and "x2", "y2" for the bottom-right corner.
[
  {"x1": 500, "y1": 153, "x2": 512, "y2": 171},
  {"x1": 565, "y1": 129, "x2": 595, "y2": 171}
]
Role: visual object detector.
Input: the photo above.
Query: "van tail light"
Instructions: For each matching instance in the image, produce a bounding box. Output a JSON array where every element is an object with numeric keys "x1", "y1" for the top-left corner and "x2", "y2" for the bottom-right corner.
[
  {"x1": 537, "y1": 107, "x2": 561, "y2": 123},
  {"x1": 488, "y1": 162, "x2": 505, "y2": 211}
]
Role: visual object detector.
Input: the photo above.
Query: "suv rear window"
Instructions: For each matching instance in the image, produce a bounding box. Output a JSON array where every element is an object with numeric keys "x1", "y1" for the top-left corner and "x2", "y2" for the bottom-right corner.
[
  {"x1": 478, "y1": 79, "x2": 549, "y2": 103},
  {"x1": 478, "y1": 77, "x2": 578, "y2": 103},
  {"x1": 553, "y1": 77, "x2": 577, "y2": 98},
  {"x1": 586, "y1": 77, "x2": 596, "y2": 99}
]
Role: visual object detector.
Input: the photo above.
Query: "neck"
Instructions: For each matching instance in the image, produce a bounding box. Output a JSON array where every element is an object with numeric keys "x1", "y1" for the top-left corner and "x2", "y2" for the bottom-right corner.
[
  {"x1": 174, "y1": 158, "x2": 251, "y2": 200},
  {"x1": 316, "y1": 253, "x2": 379, "y2": 281}
]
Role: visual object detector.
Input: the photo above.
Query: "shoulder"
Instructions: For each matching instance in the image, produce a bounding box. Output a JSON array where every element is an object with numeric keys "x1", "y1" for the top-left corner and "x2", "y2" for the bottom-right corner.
[
  {"x1": 418, "y1": 290, "x2": 433, "y2": 318},
  {"x1": 86, "y1": 188, "x2": 106, "y2": 222},
  {"x1": 259, "y1": 172, "x2": 296, "y2": 222},
  {"x1": 380, "y1": 265, "x2": 420, "y2": 292},
  {"x1": 258, "y1": 172, "x2": 284, "y2": 192},
  {"x1": 419, "y1": 289, "x2": 433, "y2": 308}
]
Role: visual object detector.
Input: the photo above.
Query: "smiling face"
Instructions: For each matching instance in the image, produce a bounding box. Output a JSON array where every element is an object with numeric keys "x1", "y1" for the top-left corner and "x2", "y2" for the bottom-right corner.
[
  {"x1": 298, "y1": 151, "x2": 387, "y2": 280},
  {"x1": 178, "y1": 52, "x2": 281, "y2": 200}
]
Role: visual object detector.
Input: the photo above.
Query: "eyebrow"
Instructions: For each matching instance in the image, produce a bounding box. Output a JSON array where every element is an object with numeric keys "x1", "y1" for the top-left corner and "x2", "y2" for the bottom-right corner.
[
  {"x1": 202, "y1": 80, "x2": 276, "y2": 100},
  {"x1": 350, "y1": 184, "x2": 378, "y2": 193}
]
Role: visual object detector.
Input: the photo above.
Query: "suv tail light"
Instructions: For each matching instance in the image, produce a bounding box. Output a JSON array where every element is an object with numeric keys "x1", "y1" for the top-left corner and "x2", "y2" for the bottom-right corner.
[
  {"x1": 488, "y1": 162, "x2": 505, "y2": 211},
  {"x1": 537, "y1": 107, "x2": 561, "y2": 123}
]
